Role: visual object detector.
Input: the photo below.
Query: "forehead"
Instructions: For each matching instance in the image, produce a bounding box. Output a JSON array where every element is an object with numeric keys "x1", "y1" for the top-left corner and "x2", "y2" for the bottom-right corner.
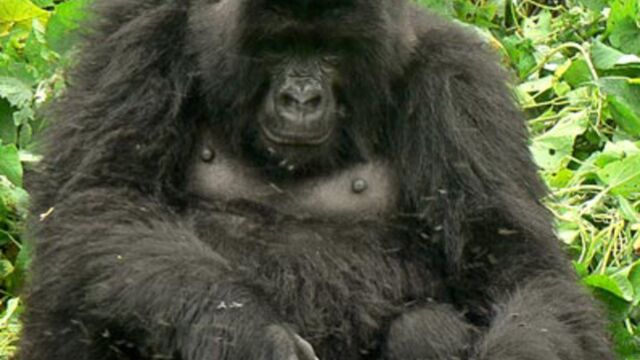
[{"x1": 238, "y1": 0, "x2": 384, "y2": 40}]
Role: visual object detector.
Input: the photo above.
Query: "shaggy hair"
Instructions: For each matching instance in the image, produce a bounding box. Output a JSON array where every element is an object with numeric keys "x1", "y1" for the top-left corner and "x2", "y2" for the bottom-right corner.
[{"x1": 20, "y1": 0, "x2": 613, "y2": 359}]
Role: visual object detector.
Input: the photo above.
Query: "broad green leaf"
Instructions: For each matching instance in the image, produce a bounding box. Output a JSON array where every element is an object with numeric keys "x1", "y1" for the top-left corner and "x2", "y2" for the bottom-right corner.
[
  {"x1": 599, "y1": 78, "x2": 640, "y2": 137},
  {"x1": 13, "y1": 106, "x2": 34, "y2": 126},
  {"x1": 596, "y1": 154, "x2": 640, "y2": 197},
  {"x1": 522, "y1": 10, "x2": 552, "y2": 44},
  {"x1": 609, "y1": 18, "x2": 640, "y2": 55},
  {"x1": 562, "y1": 59, "x2": 592, "y2": 87},
  {"x1": 592, "y1": 41, "x2": 627, "y2": 70},
  {"x1": 592, "y1": 41, "x2": 640, "y2": 69},
  {"x1": 607, "y1": 0, "x2": 640, "y2": 55},
  {"x1": 583, "y1": 273, "x2": 633, "y2": 301},
  {"x1": 556, "y1": 217, "x2": 580, "y2": 244},
  {"x1": 531, "y1": 111, "x2": 588, "y2": 170},
  {"x1": 0, "y1": 76, "x2": 32, "y2": 108},
  {"x1": 0, "y1": 0, "x2": 50, "y2": 34},
  {"x1": 546, "y1": 168, "x2": 575, "y2": 189},
  {"x1": 517, "y1": 75, "x2": 554, "y2": 93},
  {"x1": 0, "y1": 145, "x2": 22, "y2": 186},
  {"x1": 0, "y1": 176, "x2": 29, "y2": 216},
  {"x1": 46, "y1": 0, "x2": 90, "y2": 54}
]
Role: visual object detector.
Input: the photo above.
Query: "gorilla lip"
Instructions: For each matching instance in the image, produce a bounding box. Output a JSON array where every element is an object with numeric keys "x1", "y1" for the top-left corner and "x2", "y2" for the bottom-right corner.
[{"x1": 260, "y1": 121, "x2": 333, "y2": 146}]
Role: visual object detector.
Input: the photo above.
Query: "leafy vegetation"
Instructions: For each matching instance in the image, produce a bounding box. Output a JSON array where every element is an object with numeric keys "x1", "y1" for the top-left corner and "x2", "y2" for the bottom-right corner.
[
  {"x1": 416, "y1": 0, "x2": 640, "y2": 356},
  {"x1": 0, "y1": 0, "x2": 639, "y2": 358},
  {"x1": 0, "y1": 0, "x2": 87, "y2": 357}
]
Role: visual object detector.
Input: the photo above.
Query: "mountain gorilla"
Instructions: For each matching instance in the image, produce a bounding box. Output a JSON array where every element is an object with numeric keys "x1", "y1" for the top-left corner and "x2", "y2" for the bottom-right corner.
[{"x1": 20, "y1": 0, "x2": 613, "y2": 359}]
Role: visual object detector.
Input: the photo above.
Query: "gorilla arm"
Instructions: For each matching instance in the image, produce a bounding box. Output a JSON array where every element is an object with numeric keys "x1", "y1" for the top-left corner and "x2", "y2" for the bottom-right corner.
[
  {"x1": 386, "y1": 23, "x2": 613, "y2": 360},
  {"x1": 23, "y1": 188, "x2": 316, "y2": 360}
]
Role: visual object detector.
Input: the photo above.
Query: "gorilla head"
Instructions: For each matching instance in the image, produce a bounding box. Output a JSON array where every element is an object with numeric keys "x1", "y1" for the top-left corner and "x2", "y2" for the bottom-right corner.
[{"x1": 188, "y1": 0, "x2": 415, "y2": 175}]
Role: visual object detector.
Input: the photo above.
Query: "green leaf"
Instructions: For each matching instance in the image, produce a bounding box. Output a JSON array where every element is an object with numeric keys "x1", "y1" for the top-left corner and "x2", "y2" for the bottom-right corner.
[
  {"x1": 583, "y1": 273, "x2": 633, "y2": 301},
  {"x1": 610, "y1": 321, "x2": 640, "y2": 357},
  {"x1": 0, "y1": 0, "x2": 50, "y2": 34},
  {"x1": 0, "y1": 76, "x2": 32, "y2": 108},
  {"x1": 517, "y1": 75, "x2": 554, "y2": 94},
  {"x1": 0, "y1": 259, "x2": 14, "y2": 279},
  {"x1": 522, "y1": 10, "x2": 552, "y2": 44},
  {"x1": 0, "y1": 99, "x2": 17, "y2": 144},
  {"x1": 0, "y1": 175, "x2": 29, "y2": 217},
  {"x1": 577, "y1": 0, "x2": 606, "y2": 11},
  {"x1": 609, "y1": 18, "x2": 640, "y2": 55},
  {"x1": 0, "y1": 0, "x2": 48, "y2": 22},
  {"x1": 592, "y1": 41, "x2": 640, "y2": 70},
  {"x1": 562, "y1": 59, "x2": 592, "y2": 87},
  {"x1": 599, "y1": 78, "x2": 640, "y2": 137},
  {"x1": 592, "y1": 41, "x2": 626, "y2": 70},
  {"x1": 31, "y1": 0, "x2": 54, "y2": 7},
  {"x1": 546, "y1": 168, "x2": 575, "y2": 189},
  {"x1": 46, "y1": 0, "x2": 90, "y2": 55},
  {"x1": 0, "y1": 298, "x2": 20, "y2": 327},
  {"x1": 628, "y1": 262, "x2": 640, "y2": 303},
  {"x1": 530, "y1": 111, "x2": 589, "y2": 171},
  {"x1": 573, "y1": 261, "x2": 589, "y2": 278},
  {"x1": 0, "y1": 144, "x2": 22, "y2": 186},
  {"x1": 596, "y1": 154, "x2": 640, "y2": 197},
  {"x1": 0, "y1": 0, "x2": 49, "y2": 26},
  {"x1": 617, "y1": 196, "x2": 640, "y2": 223},
  {"x1": 607, "y1": 0, "x2": 640, "y2": 55},
  {"x1": 556, "y1": 217, "x2": 580, "y2": 244}
]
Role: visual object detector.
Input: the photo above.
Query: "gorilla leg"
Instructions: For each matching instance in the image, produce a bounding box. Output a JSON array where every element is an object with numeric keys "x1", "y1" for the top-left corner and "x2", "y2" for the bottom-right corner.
[{"x1": 473, "y1": 277, "x2": 611, "y2": 360}]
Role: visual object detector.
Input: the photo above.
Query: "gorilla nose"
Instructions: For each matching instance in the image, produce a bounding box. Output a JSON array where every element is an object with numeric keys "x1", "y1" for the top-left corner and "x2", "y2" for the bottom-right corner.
[{"x1": 275, "y1": 85, "x2": 325, "y2": 122}]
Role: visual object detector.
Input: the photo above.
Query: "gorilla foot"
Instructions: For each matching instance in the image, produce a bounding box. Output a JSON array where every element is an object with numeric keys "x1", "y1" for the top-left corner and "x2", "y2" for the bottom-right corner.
[{"x1": 260, "y1": 325, "x2": 318, "y2": 360}]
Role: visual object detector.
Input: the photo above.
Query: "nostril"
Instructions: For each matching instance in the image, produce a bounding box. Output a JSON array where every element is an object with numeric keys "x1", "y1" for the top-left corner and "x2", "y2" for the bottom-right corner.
[
  {"x1": 303, "y1": 95, "x2": 323, "y2": 109},
  {"x1": 275, "y1": 86, "x2": 325, "y2": 116},
  {"x1": 279, "y1": 93, "x2": 298, "y2": 108}
]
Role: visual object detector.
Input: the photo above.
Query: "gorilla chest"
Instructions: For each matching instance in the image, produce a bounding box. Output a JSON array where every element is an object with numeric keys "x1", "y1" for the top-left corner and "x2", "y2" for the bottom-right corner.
[
  {"x1": 186, "y1": 132, "x2": 446, "y2": 354},
  {"x1": 187, "y1": 134, "x2": 398, "y2": 220}
]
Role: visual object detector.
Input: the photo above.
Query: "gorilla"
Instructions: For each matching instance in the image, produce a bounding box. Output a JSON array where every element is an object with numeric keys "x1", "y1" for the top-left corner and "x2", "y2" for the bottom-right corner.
[{"x1": 20, "y1": 0, "x2": 613, "y2": 359}]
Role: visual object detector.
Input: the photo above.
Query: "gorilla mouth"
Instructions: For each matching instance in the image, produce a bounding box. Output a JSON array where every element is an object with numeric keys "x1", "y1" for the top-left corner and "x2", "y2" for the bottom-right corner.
[{"x1": 260, "y1": 121, "x2": 333, "y2": 146}]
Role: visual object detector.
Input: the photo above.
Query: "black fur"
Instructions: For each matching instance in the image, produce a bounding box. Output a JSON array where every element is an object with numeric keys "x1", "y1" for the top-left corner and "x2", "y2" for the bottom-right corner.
[{"x1": 20, "y1": 0, "x2": 613, "y2": 359}]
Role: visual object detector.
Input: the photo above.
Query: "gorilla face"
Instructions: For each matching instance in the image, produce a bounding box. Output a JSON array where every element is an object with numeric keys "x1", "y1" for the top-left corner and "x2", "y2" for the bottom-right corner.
[
  {"x1": 260, "y1": 57, "x2": 342, "y2": 148},
  {"x1": 247, "y1": 45, "x2": 349, "y2": 173},
  {"x1": 188, "y1": 0, "x2": 393, "y2": 174}
]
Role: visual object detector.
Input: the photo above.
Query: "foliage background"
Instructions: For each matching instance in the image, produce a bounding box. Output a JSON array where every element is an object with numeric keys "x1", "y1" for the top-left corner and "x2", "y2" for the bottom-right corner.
[{"x1": 0, "y1": 0, "x2": 639, "y2": 358}]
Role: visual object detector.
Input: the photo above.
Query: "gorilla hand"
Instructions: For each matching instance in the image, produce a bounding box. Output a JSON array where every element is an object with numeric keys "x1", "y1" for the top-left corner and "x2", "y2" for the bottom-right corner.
[
  {"x1": 259, "y1": 325, "x2": 318, "y2": 360},
  {"x1": 385, "y1": 305, "x2": 475, "y2": 360}
]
